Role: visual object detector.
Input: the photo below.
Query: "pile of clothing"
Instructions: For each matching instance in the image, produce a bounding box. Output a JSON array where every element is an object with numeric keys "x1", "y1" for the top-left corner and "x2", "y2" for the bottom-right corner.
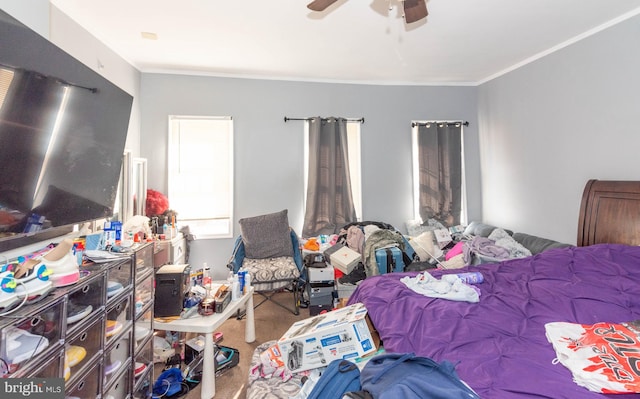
[
  {"x1": 409, "y1": 221, "x2": 532, "y2": 270},
  {"x1": 305, "y1": 220, "x2": 535, "y2": 287},
  {"x1": 329, "y1": 221, "x2": 416, "y2": 284}
]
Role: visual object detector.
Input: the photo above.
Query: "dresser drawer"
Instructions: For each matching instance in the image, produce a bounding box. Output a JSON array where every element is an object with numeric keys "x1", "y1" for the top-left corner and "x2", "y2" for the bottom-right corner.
[
  {"x1": 104, "y1": 359, "x2": 132, "y2": 399},
  {"x1": 12, "y1": 348, "x2": 64, "y2": 379},
  {"x1": 106, "y1": 259, "x2": 133, "y2": 303},
  {"x1": 134, "y1": 270, "x2": 153, "y2": 318},
  {"x1": 134, "y1": 242, "x2": 155, "y2": 278},
  {"x1": 0, "y1": 295, "x2": 65, "y2": 376},
  {"x1": 104, "y1": 327, "x2": 132, "y2": 388},
  {"x1": 65, "y1": 360, "x2": 102, "y2": 399},
  {"x1": 105, "y1": 293, "x2": 133, "y2": 347},
  {"x1": 134, "y1": 306, "x2": 153, "y2": 354},
  {"x1": 134, "y1": 333, "x2": 153, "y2": 385},
  {"x1": 65, "y1": 313, "x2": 104, "y2": 384},
  {"x1": 171, "y1": 236, "x2": 186, "y2": 264},
  {"x1": 153, "y1": 241, "x2": 170, "y2": 268},
  {"x1": 66, "y1": 270, "x2": 105, "y2": 335},
  {"x1": 132, "y1": 361, "x2": 153, "y2": 399}
]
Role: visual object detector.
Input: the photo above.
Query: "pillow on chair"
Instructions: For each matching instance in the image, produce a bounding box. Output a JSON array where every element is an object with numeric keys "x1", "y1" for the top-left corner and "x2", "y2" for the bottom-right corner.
[
  {"x1": 239, "y1": 209, "x2": 293, "y2": 259},
  {"x1": 242, "y1": 257, "x2": 300, "y2": 291}
]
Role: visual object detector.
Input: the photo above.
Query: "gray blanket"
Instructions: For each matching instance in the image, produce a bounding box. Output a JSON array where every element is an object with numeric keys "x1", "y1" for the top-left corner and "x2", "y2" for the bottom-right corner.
[{"x1": 463, "y1": 228, "x2": 532, "y2": 264}]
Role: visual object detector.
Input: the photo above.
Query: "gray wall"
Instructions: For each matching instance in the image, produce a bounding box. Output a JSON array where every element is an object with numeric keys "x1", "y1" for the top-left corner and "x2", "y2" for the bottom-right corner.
[
  {"x1": 477, "y1": 14, "x2": 640, "y2": 245},
  {"x1": 0, "y1": 0, "x2": 49, "y2": 37},
  {"x1": 140, "y1": 75, "x2": 480, "y2": 276}
]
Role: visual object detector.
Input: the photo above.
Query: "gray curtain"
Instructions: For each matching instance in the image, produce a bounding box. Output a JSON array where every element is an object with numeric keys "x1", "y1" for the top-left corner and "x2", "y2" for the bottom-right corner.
[
  {"x1": 303, "y1": 117, "x2": 357, "y2": 237},
  {"x1": 417, "y1": 122, "x2": 463, "y2": 227}
]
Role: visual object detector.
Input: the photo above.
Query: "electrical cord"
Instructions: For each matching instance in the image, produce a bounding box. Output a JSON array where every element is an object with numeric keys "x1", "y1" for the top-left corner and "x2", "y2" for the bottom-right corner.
[
  {"x1": 151, "y1": 378, "x2": 191, "y2": 398},
  {"x1": 152, "y1": 378, "x2": 171, "y2": 398},
  {"x1": 0, "y1": 314, "x2": 49, "y2": 376},
  {"x1": 0, "y1": 280, "x2": 29, "y2": 317},
  {"x1": 0, "y1": 357, "x2": 10, "y2": 377},
  {"x1": 27, "y1": 315, "x2": 49, "y2": 367}
]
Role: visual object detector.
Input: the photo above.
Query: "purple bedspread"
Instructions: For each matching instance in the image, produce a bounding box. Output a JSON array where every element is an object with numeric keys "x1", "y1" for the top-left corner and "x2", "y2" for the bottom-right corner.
[{"x1": 348, "y1": 244, "x2": 640, "y2": 399}]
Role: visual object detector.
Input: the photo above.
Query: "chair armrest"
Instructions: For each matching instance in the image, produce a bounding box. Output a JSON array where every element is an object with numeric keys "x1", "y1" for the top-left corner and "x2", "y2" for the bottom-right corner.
[
  {"x1": 290, "y1": 229, "x2": 306, "y2": 285},
  {"x1": 227, "y1": 235, "x2": 246, "y2": 273}
]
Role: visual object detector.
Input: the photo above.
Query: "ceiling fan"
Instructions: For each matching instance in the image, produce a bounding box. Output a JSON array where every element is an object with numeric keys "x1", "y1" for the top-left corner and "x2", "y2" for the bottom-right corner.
[{"x1": 307, "y1": 0, "x2": 428, "y2": 24}]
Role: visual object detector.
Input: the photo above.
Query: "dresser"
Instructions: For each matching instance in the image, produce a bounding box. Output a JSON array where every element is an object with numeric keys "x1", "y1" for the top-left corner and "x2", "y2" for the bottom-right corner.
[
  {"x1": 153, "y1": 233, "x2": 186, "y2": 267},
  {"x1": 0, "y1": 242, "x2": 156, "y2": 399}
]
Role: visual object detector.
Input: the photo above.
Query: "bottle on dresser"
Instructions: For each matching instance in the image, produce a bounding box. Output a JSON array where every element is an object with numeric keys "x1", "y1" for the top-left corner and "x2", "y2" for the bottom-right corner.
[
  {"x1": 202, "y1": 263, "x2": 211, "y2": 288},
  {"x1": 231, "y1": 274, "x2": 240, "y2": 301}
]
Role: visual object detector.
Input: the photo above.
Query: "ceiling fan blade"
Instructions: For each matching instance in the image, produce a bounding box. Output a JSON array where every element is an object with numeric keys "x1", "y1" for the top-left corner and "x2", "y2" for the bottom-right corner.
[
  {"x1": 307, "y1": 0, "x2": 340, "y2": 12},
  {"x1": 403, "y1": 0, "x2": 428, "y2": 24}
]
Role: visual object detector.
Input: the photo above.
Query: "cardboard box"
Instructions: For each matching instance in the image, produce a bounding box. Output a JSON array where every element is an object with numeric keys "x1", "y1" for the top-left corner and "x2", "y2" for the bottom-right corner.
[
  {"x1": 260, "y1": 342, "x2": 285, "y2": 369},
  {"x1": 434, "y1": 228, "x2": 452, "y2": 248},
  {"x1": 215, "y1": 288, "x2": 231, "y2": 313},
  {"x1": 329, "y1": 246, "x2": 361, "y2": 274},
  {"x1": 277, "y1": 302, "x2": 379, "y2": 372},
  {"x1": 335, "y1": 297, "x2": 350, "y2": 309},
  {"x1": 185, "y1": 335, "x2": 206, "y2": 363}
]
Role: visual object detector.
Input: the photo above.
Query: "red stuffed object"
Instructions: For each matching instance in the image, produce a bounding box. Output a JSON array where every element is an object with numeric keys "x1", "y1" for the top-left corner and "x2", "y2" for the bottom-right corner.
[{"x1": 146, "y1": 189, "x2": 169, "y2": 217}]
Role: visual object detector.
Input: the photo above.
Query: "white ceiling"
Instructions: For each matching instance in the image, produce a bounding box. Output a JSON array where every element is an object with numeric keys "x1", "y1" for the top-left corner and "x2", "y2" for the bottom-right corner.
[{"x1": 50, "y1": 0, "x2": 640, "y2": 85}]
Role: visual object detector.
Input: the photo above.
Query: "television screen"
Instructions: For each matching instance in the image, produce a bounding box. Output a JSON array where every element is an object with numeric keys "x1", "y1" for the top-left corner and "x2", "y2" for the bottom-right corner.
[{"x1": 0, "y1": 9, "x2": 133, "y2": 251}]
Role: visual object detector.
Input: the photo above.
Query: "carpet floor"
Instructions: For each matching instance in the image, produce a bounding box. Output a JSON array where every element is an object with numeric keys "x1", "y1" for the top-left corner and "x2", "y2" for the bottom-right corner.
[{"x1": 159, "y1": 290, "x2": 307, "y2": 399}]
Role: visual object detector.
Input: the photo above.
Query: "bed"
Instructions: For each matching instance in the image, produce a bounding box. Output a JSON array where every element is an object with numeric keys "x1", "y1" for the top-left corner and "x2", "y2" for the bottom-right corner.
[{"x1": 348, "y1": 179, "x2": 640, "y2": 399}]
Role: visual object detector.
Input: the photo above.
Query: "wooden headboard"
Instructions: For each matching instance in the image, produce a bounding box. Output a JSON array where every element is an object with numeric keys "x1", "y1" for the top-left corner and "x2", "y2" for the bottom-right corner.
[{"x1": 578, "y1": 179, "x2": 640, "y2": 246}]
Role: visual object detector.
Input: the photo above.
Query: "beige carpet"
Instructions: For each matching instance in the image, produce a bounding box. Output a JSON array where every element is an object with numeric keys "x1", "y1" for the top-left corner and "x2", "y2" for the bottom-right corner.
[{"x1": 172, "y1": 291, "x2": 306, "y2": 399}]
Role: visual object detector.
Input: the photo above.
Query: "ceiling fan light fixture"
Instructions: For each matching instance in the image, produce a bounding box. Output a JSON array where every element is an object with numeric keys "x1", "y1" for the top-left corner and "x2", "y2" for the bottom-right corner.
[
  {"x1": 307, "y1": 0, "x2": 339, "y2": 12},
  {"x1": 307, "y1": 0, "x2": 428, "y2": 24},
  {"x1": 403, "y1": 0, "x2": 428, "y2": 24}
]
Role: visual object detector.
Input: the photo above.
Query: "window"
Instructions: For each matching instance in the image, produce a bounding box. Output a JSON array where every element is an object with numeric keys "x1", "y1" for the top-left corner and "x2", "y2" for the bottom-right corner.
[
  {"x1": 411, "y1": 121, "x2": 466, "y2": 226},
  {"x1": 168, "y1": 116, "x2": 233, "y2": 238},
  {"x1": 303, "y1": 120, "x2": 362, "y2": 221}
]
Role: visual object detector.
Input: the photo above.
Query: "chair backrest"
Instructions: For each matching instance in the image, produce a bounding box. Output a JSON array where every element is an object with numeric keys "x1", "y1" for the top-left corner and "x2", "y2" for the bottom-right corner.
[{"x1": 227, "y1": 228, "x2": 304, "y2": 276}]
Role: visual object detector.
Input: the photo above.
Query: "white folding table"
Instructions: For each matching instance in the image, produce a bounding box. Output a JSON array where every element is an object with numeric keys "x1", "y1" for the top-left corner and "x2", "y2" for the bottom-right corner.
[{"x1": 154, "y1": 286, "x2": 255, "y2": 399}]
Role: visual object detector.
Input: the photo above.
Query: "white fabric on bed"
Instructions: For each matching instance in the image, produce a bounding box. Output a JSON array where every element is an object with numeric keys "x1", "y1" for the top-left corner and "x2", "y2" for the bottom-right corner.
[
  {"x1": 410, "y1": 231, "x2": 443, "y2": 262},
  {"x1": 545, "y1": 321, "x2": 640, "y2": 394},
  {"x1": 400, "y1": 272, "x2": 480, "y2": 303}
]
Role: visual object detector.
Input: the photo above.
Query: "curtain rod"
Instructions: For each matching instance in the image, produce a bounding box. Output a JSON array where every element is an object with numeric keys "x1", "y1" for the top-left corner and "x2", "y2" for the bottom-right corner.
[
  {"x1": 284, "y1": 116, "x2": 365, "y2": 124},
  {"x1": 412, "y1": 120, "x2": 469, "y2": 128},
  {"x1": 0, "y1": 62, "x2": 98, "y2": 93}
]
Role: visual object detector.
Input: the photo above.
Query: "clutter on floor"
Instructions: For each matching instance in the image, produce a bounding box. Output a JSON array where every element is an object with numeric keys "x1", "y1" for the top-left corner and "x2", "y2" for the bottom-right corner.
[
  {"x1": 246, "y1": 302, "x2": 382, "y2": 398},
  {"x1": 150, "y1": 331, "x2": 237, "y2": 398},
  {"x1": 247, "y1": 299, "x2": 481, "y2": 399}
]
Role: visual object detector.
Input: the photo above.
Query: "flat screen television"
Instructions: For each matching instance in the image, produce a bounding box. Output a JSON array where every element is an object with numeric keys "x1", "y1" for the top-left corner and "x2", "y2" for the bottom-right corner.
[{"x1": 0, "y1": 9, "x2": 133, "y2": 252}]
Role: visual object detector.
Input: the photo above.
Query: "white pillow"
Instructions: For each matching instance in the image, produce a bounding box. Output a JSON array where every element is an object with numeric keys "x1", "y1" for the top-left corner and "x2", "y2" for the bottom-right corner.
[{"x1": 410, "y1": 231, "x2": 443, "y2": 262}]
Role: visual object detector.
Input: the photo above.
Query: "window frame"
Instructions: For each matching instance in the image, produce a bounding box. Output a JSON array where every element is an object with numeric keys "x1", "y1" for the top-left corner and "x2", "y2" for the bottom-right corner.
[
  {"x1": 168, "y1": 115, "x2": 234, "y2": 239},
  {"x1": 411, "y1": 121, "x2": 467, "y2": 225}
]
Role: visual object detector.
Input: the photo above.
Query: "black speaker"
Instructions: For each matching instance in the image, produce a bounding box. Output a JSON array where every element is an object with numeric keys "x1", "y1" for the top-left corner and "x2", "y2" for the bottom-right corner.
[{"x1": 154, "y1": 264, "x2": 191, "y2": 317}]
